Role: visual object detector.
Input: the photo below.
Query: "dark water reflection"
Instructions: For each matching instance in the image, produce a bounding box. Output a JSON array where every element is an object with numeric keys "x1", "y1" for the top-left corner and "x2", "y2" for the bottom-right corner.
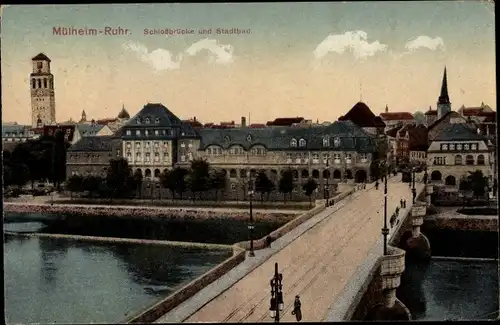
[
  {"x1": 398, "y1": 259, "x2": 499, "y2": 320},
  {"x1": 4, "y1": 232, "x2": 232, "y2": 324}
]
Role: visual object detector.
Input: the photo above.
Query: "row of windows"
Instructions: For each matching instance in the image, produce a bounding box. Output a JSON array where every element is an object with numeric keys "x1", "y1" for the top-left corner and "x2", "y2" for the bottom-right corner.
[
  {"x1": 432, "y1": 154, "x2": 486, "y2": 166},
  {"x1": 222, "y1": 168, "x2": 359, "y2": 180},
  {"x1": 32, "y1": 78, "x2": 53, "y2": 89},
  {"x1": 440, "y1": 142, "x2": 480, "y2": 151},
  {"x1": 289, "y1": 137, "x2": 342, "y2": 148},
  {"x1": 3, "y1": 132, "x2": 33, "y2": 137},
  {"x1": 206, "y1": 146, "x2": 266, "y2": 156},
  {"x1": 126, "y1": 152, "x2": 170, "y2": 159},
  {"x1": 136, "y1": 117, "x2": 161, "y2": 125},
  {"x1": 126, "y1": 141, "x2": 170, "y2": 149},
  {"x1": 125, "y1": 129, "x2": 173, "y2": 136}
]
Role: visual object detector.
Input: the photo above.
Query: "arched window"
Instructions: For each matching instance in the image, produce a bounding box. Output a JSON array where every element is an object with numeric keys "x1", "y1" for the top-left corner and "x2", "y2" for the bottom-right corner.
[
  {"x1": 445, "y1": 175, "x2": 456, "y2": 186},
  {"x1": 292, "y1": 170, "x2": 299, "y2": 179},
  {"x1": 32, "y1": 79, "x2": 36, "y2": 89},
  {"x1": 299, "y1": 138, "x2": 306, "y2": 147},
  {"x1": 136, "y1": 169, "x2": 142, "y2": 176},
  {"x1": 454, "y1": 155, "x2": 462, "y2": 165},
  {"x1": 431, "y1": 170, "x2": 442, "y2": 181},
  {"x1": 322, "y1": 170, "x2": 330, "y2": 179},
  {"x1": 477, "y1": 154, "x2": 485, "y2": 165},
  {"x1": 145, "y1": 117, "x2": 151, "y2": 124},
  {"x1": 290, "y1": 138, "x2": 297, "y2": 147},
  {"x1": 229, "y1": 169, "x2": 237, "y2": 178},
  {"x1": 145, "y1": 169, "x2": 152, "y2": 178},
  {"x1": 155, "y1": 118, "x2": 160, "y2": 124},
  {"x1": 50, "y1": 80, "x2": 54, "y2": 89},
  {"x1": 301, "y1": 169, "x2": 309, "y2": 178},
  {"x1": 43, "y1": 78, "x2": 48, "y2": 88},
  {"x1": 37, "y1": 79, "x2": 42, "y2": 88},
  {"x1": 312, "y1": 170, "x2": 320, "y2": 179},
  {"x1": 466, "y1": 155, "x2": 474, "y2": 165},
  {"x1": 154, "y1": 169, "x2": 161, "y2": 177}
]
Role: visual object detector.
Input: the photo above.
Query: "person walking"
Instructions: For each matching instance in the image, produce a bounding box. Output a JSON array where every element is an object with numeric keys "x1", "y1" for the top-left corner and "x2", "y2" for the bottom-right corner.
[
  {"x1": 400, "y1": 199, "x2": 403, "y2": 208},
  {"x1": 291, "y1": 295, "x2": 302, "y2": 321},
  {"x1": 266, "y1": 235, "x2": 272, "y2": 248}
]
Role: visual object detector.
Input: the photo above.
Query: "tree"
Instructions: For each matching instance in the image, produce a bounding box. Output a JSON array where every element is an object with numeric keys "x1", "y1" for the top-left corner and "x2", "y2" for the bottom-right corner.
[
  {"x1": 106, "y1": 158, "x2": 134, "y2": 199},
  {"x1": 302, "y1": 178, "x2": 318, "y2": 207},
  {"x1": 132, "y1": 169, "x2": 144, "y2": 198},
  {"x1": 11, "y1": 164, "x2": 30, "y2": 188},
  {"x1": 161, "y1": 168, "x2": 188, "y2": 200},
  {"x1": 467, "y1": 170, "x2": 489, "y2": 199},
  {"x1": 209, "y1": 170, "x2": 227, "y2": 201},
  {"x1": 255, "y1": 171, "x2": 274, "y2": 202},
  {"x1": 413, "y1": 111, "x2": 426, "y2": 125},
  {"x1": 188, "y1": 159, "x2": 211, "y2": 201},
  {"x1": 278, "y1": 169, "x2": 294, "y2": 203},
  {"x1": 82, "y1": 175, "x2": 104, "y2": 198},
  {"x1": 66, "y1": 174, "x2": 84, "y2": 198}
]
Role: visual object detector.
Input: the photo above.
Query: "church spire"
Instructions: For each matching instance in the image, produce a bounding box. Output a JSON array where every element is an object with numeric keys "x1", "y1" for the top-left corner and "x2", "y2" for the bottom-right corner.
[{"x1": 438, "y1": 66, "x2": 450, "y2": 105}]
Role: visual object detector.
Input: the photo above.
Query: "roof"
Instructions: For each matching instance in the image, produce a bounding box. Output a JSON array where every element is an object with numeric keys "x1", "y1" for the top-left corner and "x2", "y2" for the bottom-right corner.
[
  {"x1": 2, "y1": 125, "x2": 31, "y2": 137},
  {"x1": 68, "y1": 136, "x2": 120, "y2": 152},
  {"x1": 249, "y1": 124, "x2": 267, "y2": 128},
  {"x1": 96, "y1": 118, "x2": 118, "y2": 125},
  {"x1": 266, "y1": 117, "x2": 305, "y2": 126},
  {"x1": 44, "y1": 125, "x2": 76, "y2": 142},
  {"x1": 118, "y1": 107, "x2": 130, "y2": 119},
  {"x1": 434, "y1": 123, "x2": 487, "y2": 142},
  {"x1": 75, "y1": 124, "x2": 105, "y2": 137},
  {"x1": 438, "y1": 67, "x2": 450, "y2": 105},
  {"x1": 428, "y1": 110, "x2": 455, "y2": 130},
  {"x1": 338, "y1": 102, "x2": 385, "y2": 128},
  {"x1": 424, "y1": 109, "x2": 437, "y2": 116},
  {"x1": 385, "y1": 126, "x2": 402, "y2": 138},
  {"x1": 379, "y1": 112, "x2": 414, "y2": 120},
  {"x1": 32, "y1": 53, "x2": 51, "y2": 62},
  {"x1": 197, "y1": 120, "x2": 377, "y2": 152},
  {"x1": 408, "y1": 125, "x2": 428, "y2": 151},
  {"x1": 182, "y1": 120, "x2": 203, "y2": 128},
  {"x1": 117, "y1": 103, "x2": 199, "y2": 139}
]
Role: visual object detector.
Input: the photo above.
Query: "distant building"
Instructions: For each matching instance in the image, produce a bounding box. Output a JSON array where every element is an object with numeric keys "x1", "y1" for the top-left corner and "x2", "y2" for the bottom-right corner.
[
  {"x1": 2, "y1": 124, "x2": 33, "y2": 143},
  {"x1": 408, "y1": 124, "x2": 428, "y2": 165},
  {"x1": 427, "y1": 123, "x2": 493, "y2": 190},
  {"x1": 72, "y1": 122, "x2": 114, "y2": 145},
  {"x1": 379, "y1": 105, "x2": 415, "y2": 131},
  {"x1": 66, "y1": 136, "x2": 122, "y2": 177},
  {"x1": 266, "y1": 117, "x2": 305, "y2": 127},
  {"x1": 338, "y1": 102, "x2": 386, "y2": 135},
  {"x1": 30, "y1": 53, "x2": 56, "y2": 128}
]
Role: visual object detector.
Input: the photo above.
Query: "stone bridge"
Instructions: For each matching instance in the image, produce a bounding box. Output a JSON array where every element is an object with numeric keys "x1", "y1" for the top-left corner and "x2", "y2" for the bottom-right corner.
[{"x1": 147, "y1": 176, "x2": 428, "y2": 323}]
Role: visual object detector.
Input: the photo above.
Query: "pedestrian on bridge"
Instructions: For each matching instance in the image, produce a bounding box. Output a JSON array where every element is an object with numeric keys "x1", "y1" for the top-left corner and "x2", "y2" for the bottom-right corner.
[
  {"x1": 291, "y1": 295, "x2": 302, "y2": 322},
  {"x1": 375, "y1": 181, "x2": 379, "y2": 190},
  {"x1": 400, "y1": 199, "x2": 403, "y2": 208},
  {"x1": 403, "y1": 199, "x2": 407, "y2": 208},
  {"x1": 266, "y1": 235, "x2": 272, "y2": 248}
]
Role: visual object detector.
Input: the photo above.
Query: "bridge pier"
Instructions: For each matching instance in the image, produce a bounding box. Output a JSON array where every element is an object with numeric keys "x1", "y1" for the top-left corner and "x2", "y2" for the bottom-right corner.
[{"x1": 399, "y1": 204, "x2": 431, "y2": 262}]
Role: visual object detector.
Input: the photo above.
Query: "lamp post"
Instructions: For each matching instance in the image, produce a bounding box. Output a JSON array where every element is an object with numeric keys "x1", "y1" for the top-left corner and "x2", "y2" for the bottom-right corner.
[
  {"x1": 247, "y1": 171, "x2": 255, "y2": 257},
  {"x1": 381, "y1": 160, "x2": 389, "y2": 255},
  {"x1": 324, "y1": 159, "x2": 330, "y2": 201},
  {"x1": 412, "y1": 166, "x2": 417, "y2": 203},
  {"x1": 269, "y1": 262, "x2": 284, "y2": 322}
]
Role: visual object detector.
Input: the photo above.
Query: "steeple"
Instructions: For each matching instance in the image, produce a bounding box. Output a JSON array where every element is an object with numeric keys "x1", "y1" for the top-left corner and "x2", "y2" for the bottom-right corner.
[
  {"x1": 438, "y1": 66, "x2": 450, "y2": 105},
  {"x1": 80, "y1": 110, "x2": 87, "y2": 122}
]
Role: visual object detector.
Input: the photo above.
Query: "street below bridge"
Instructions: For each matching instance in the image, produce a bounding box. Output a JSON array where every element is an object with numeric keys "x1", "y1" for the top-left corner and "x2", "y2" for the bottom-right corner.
[{"x1": 183, "y1": 178, "x2": 424, "y2": 323}]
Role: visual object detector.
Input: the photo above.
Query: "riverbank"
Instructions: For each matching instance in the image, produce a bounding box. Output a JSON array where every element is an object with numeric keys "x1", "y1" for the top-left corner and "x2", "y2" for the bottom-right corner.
[
  {"x1": 3, "y1": 202, "x2": 299, "y2": 223},
  {"x1": 425, "y1": 210, "x2": 498, "y2": 232}
]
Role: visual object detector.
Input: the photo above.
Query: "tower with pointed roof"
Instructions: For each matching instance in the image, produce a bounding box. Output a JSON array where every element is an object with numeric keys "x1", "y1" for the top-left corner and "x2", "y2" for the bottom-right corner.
[
  {"x1": 30, "y1": 53, "x2": 56, "y2": 128},
  {"x1": 80, "y1": 110, "x2": 87, "y2": 123},
  {"x1": 437, "y1": 66, "x2": 451, "y2": 119}
]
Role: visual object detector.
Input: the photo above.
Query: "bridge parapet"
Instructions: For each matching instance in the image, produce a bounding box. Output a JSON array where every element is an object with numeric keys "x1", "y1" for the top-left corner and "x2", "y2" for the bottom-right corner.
[{"x1": 380, "y1": 246, "x2": 406, "y2": 308}]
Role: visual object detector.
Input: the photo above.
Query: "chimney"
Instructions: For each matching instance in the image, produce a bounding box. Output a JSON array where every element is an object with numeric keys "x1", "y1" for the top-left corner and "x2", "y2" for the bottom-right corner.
[
  {"x1": 241, "y1": 116, "x2": 247, "y2": 127},
  {"x1": 194, "y1": 116, "x2": 197, "y2": 122},
  {"x1": 385, "y1": 105, "x2": 389, "y2": 113}
]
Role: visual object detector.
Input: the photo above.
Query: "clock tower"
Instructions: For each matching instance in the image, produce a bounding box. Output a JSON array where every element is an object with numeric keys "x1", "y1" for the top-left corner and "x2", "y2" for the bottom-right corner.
[{"x1": 30, "y1": 53, "x2": 56, "y2": 128}]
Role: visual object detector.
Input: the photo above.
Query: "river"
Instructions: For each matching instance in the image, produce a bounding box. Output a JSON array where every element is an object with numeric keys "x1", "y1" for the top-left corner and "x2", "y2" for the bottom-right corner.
[
  {"x1": 397, "y1": 227, "x2": 499, "y2": 321},
  {"x1": 4, "y1": 221, "x2": 233, "y2": 324}
]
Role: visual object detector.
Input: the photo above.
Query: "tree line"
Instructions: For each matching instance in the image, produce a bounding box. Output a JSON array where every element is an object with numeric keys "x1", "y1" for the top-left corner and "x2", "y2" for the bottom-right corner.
[
  {"x1": 65, "y1": 158, "x2": 321, "y2": 204},
  {"x1": 3, "y1": 132, "x2": 68, "y2": 190}
]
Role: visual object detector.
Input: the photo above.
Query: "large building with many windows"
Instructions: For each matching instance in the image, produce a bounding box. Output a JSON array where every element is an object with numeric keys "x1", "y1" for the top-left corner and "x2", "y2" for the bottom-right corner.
[{"x1": 66, "y1": 102, "x2": 380, "y2": 199}]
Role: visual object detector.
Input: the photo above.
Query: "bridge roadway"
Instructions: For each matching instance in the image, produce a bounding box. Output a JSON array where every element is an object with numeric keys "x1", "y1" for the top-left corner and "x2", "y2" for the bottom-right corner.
[{"x1": 183, "y1": 179, "x2": 423, "y2": 323}]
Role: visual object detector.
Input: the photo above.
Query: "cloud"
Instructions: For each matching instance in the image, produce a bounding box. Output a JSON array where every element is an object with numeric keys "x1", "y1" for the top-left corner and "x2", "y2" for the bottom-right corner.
[
  {"x1": 122, "y1": 41, "x2": 182, "y2": 71},
  {"x1": 313, "y1": 31, "x2": 388, "y2": 60},
  {"x1": 405, "y1": 36, "x2": 445, "y2": 52},
  {"x1": 185, "y1": 39, "x2": 234, "y2": 64}
]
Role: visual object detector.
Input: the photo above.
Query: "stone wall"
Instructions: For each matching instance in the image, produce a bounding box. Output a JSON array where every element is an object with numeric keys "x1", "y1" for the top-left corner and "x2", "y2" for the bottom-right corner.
[
  {"x1": 126, "y1": 246, "x2": 246, "y2": 324},
  {"x1": 424, "y1": 216, "x2": 498, "y2": 232},
  {"x1": 3, "y1": 203, "x2": 295, "y2": 223}
]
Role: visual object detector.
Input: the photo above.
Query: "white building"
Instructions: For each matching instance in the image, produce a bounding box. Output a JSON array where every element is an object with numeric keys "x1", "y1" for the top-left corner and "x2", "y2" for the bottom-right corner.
[{"x1": 427, "y1": 123, "x2": 493, "y2": 190}]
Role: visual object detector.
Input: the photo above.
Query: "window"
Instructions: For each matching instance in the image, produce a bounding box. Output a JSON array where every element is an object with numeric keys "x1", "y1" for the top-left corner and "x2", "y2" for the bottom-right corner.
[
  {"x1": 246, "y1": 134, "x2": 252, "y2": 142},
  {"x1": 145, "y1": 118, "x2": 151, "y2": 124},
  {"x1": 154, "y1": 152, "x2": 159, "y2": 162},
  {"x1": 37, "y1": 62, "x2": 42, "y2": 70},
  {"x1": 136, "y1": 130, "x2": 141, "y2": 136},
  {"x1": 126, "y1": 152, "x2": 132, "y2": 160},
  {"x1": 154, "y1": 142, "x2": 159, "y2": 148},
  {"x1": 135, "y1": 142, "x2": 141, "y2": 149},
  {"x1": 345, "y1": 153, "x2": 352, "y2": 161},
  {"x1": 322, "y1": 137, "x2": 329, "y2": 147},
  {"x1": 359, "y1": 153, "x2": 368, "y2": 162},
  {"x1": 145, "y1": 130, "x2": 149, "y2": 136},
  {"x1": 477, "y1": 154, "x2": 485, "y2": 165},
  {"x1": 463, "y1": 144, "x2": 469, "y2": 150},
  {"x1": 333, "y1": 137, "x2": 341, "y2": 148},
  {"x1": 323, "y1": 153, "x2": 330, "y2": 164},
  {"x1": 32, "y1": 79, "x2": 36, "y2": 89},
  {"x1": 43, "y1": 79, "x2": 48, "y2": 88},
  {"x1": 290, "y1": 138, "x2": 297, "y2": 147},
  {"x1": 442, "y1": 144, "x2": 448, "y2": 150},
  {"x1": 286, "y1": 153, "x2": 292, "y2": 163},
  {"x1": 126, "y1": 130, "x2": 131, "y2": 136},
  {"x1": 188, "y1": 152, "x2": 193, "y2": 161},
  {"x1": 312, "y1": 153, "x2": 319, "y2": 163},
  {"x1": 126, "y1": 143, "x2": 131, "y2": 149},
  {"x1": 188, "y1": 142, "x2": 193, "y2": 148},
  {"x1": 466, "y1": 155, "x2": 474, "y2": 165},
  {"x1": 136, "y1": 118, "x2": 141, "y2": 124},
  {"x1": 471, "y1": 143, "x2": 477, "y2": 150},
  {"x1": 449, "y1": 143, "x2": 455, "y2": 150},
  {"x1": 180, "y1": 141, "x2": 185, "y2": 148},
  {"x1": 145, "y1": 153, "x2": 151, "y2": 162},
  {"x1": 155, "y1": 118, "x2": 160, "y2": 124},
  {"x1": 456, "y1": 144, "x2": 462, "y2": 150},
  {"x1": 295, "y1": 154, "x2": 301, "y2": 164},
  {"x1": 136, "y1": 152, "x2": 141, "y2": 160},
  {"x1": 145, "y1": 142, "x2": 151, "y2": 149},
  {"x1": 299, "y1": 138, "x2": 306, "y2": 147},
  {"x1": 454, "y1": 155, "x2": 462, "y2": 165},
  {"x1": 433, "y1": 157, "x2": 446, "y2": 165},
  {"x1": 163, "y1": 152, "x2": 169, "y2": 160},
  {"x1": 180, "y1": 155, "x2": 186, "y2": 162}
]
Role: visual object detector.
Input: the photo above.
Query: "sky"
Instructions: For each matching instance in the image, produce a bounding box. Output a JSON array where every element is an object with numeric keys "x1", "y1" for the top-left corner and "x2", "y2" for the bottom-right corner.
[{"x1": 1, "y1": 2, "x2": 496, "y2": 125}]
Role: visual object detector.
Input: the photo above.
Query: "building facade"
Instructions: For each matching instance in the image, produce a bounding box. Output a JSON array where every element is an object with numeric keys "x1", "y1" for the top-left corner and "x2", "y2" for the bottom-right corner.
[
  {"x1": 379, "y1": 106, "x2": 415, "y2": 131},
  {"x1": 66, "y1": 136, "x2": 122, "y2": 177},
  {"x1": 427, "y1": 123, "x2": 493, "y2": 190},
  {"x1": 30, "y1": 53, "x2": 56, "y2": 128},
  {"x1": 72, "y1": 123, "x2": 113, "y2": 145}
]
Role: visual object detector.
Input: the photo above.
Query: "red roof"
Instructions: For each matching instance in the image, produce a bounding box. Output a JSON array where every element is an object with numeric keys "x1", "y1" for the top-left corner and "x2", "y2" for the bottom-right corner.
[
  {"x1": 462, "y1": 108, "x2": 485, "y2": 116},
  {"x1": 379, "y1": 112, "x2": 414, "y2": 120},
  {"x1": 338, "y1": 102, "x2": 385, "y2": 128},
  {"x1": 249, "y1": 124, "x2": 266, "y2": 128},
  {"x1": 424, "y1": 110, "x2": 437, "y2": 116}
]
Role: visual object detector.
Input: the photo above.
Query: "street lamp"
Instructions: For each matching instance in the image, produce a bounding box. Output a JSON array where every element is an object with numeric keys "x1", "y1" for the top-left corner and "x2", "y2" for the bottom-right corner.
[
  {"x1": 324, "y1": 159, "x2": 330, "y2": 201},
  {"x1": 380, "y1": 160, "x2": 389, "y2": 256},
  {"x1": 412, "y1": 166, "x2": 417, "y2": 203},
  {"x1": 247, "y1": 170, "x2": 255, "y2": 257},
  {"x1": 269, "y1": 262, "x2": 284, "y2": 322}
]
